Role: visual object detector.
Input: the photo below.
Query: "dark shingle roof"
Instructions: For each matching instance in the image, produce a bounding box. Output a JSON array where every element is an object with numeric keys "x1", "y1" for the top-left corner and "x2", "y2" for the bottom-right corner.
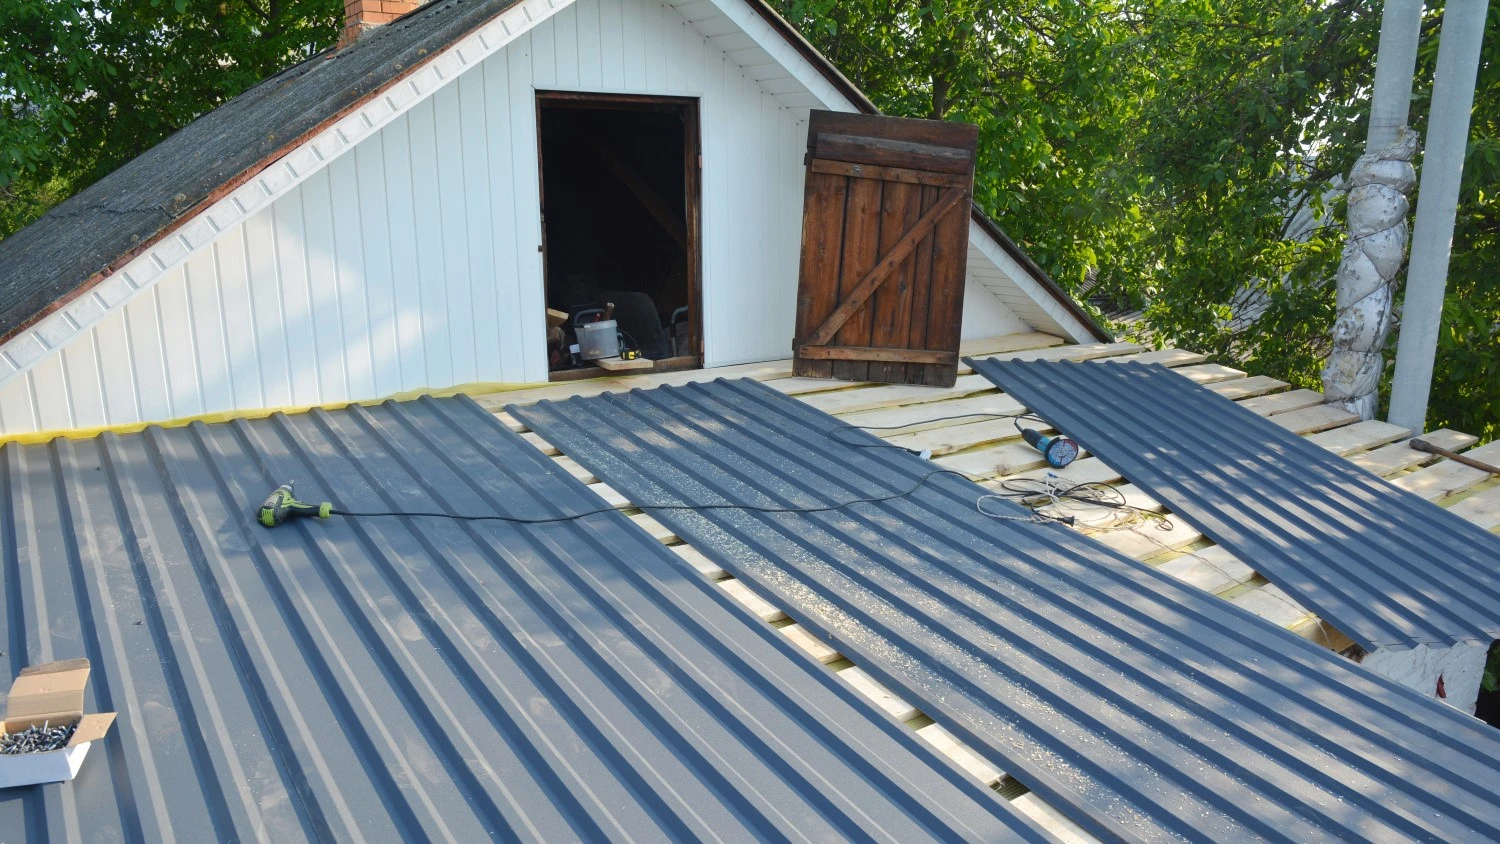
[{"x1": 0, "y1": 0, "x2": 523, "y2": 343}]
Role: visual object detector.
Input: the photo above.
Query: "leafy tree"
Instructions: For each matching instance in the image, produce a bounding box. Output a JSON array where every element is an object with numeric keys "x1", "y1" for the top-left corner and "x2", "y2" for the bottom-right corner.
[
  {"x1": 1112, "y1": 0, "x2": 1374, "y2": 381},
  {"x1": 0, "y1": 0, "x2": 107, "y2": 228},
  {"x1": 776, "y1": 0, "x2": 1497, "y2": 441},
  {"x1": 0, "y1": 0, "x2": 340, "y2": 235},
  {"x1": 1, "y1": 1, "x2": 95, "y2": 176},
  {"x1": 774, "y1": 0, "x2": 1140, "y2": 290}
]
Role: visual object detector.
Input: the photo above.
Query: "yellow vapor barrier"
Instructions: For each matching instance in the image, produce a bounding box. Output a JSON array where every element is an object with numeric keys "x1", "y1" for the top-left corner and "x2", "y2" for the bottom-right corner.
[{"x1": 0, "y1": 382, "x2": 541, "y2": 447}]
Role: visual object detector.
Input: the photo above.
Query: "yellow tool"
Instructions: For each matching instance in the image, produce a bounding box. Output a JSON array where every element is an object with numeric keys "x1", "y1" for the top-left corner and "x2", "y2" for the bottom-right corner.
[{"x1": 257, "y1": 482, "x2": 332, "y2": 527}]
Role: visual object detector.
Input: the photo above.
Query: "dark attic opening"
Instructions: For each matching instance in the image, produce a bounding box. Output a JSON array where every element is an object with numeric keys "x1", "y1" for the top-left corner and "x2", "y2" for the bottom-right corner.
[{"x1": 537, "y1": 93, "x2": 701, "y2": 377}]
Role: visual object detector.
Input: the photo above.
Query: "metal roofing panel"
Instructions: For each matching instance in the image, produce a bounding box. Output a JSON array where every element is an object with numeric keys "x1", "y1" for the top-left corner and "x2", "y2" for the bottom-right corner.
[
  {"x1": 967, "y1": 357, "x2": 1500, "y2": 651},
  {"x1": 511, "y1": 378, "x2": 1500, "y2": 844},
  {"x1": 0, "y1": 396, "x2": 1042, "y2": 842}
]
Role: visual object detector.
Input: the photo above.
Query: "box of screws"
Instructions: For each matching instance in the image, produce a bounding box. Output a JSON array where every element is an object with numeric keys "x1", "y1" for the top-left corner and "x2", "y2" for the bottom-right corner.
[{"x1": 0, "y1": 658, "x2": 116, "y2": 789}]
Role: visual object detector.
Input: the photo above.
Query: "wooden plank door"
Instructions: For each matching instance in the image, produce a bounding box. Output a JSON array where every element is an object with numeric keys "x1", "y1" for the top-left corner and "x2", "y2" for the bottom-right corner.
[{"x1": 793, "y1": 110, "x2": 979, "y2": 387}]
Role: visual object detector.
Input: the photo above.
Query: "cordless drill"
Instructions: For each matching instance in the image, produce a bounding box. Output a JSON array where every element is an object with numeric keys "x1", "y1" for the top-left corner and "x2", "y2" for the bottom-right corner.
[{"x1": 257, "y1": 482, "x2": 333, "y2": 527}]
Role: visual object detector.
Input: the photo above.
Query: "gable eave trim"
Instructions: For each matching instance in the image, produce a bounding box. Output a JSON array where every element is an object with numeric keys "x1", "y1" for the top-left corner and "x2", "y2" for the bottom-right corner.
[{"x1": 0, "y1": 0, "x2": 560, "y2": 383}]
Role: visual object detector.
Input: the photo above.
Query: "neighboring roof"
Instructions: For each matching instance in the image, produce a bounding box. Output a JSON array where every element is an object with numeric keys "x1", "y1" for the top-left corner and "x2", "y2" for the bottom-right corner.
[
  {"x1": 0, "y1": 0, "x2": 1106, "y2": 350},
  {"x1": 970, "y1": 357, "x2": 1500, "y2": 651},
  {"x1": 510, "y1": 377, "x2": 1500, "y2": 843},
  {"x1": 0, "y1": 396, "x2": 1044, "y2": 841}
]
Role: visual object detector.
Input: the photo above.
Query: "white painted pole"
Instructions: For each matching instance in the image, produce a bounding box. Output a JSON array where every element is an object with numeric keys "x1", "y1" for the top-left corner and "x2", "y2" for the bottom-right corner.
[
  {"x1": 1320, "y1": 0, "x2": 1424, "y2": 419},
  {"x1": 1368, "y1": 0, "x2": 1427, "y2": 149},
  {"x1": 1388, "y1": 0, "x2": 1490, "y2": 432}
]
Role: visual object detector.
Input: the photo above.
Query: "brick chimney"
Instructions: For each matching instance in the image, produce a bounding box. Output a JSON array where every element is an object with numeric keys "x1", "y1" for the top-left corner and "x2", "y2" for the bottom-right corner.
[{"x1": 341, "y1": 0, "x2": 425, "y2": 48}]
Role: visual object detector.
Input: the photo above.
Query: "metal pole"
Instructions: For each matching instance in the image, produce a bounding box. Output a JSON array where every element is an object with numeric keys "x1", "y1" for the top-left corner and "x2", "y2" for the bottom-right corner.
[
  {"x1": 1388, "y1": 0, "x2": 1490, "y2": 432},
  {"x1": 1369, "y1": 0, "x2": 1427, "y2": 149}
]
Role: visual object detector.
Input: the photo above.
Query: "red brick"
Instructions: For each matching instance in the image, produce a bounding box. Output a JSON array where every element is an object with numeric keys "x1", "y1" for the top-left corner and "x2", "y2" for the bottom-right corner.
[{"x1": 341, "y1": 0, "x2": 424, "y2": 48}]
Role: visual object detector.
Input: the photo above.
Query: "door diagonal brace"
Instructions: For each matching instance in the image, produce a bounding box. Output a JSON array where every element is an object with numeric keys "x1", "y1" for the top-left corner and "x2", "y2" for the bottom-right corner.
[{"x1": 801, "y1": 187, "x2": 966, "y2": 348}]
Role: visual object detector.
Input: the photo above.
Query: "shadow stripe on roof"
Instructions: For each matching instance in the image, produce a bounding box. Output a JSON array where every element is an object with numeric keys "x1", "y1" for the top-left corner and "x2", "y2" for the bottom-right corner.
[
  {"x1": 511, "y1": 377, "x2": 1500, "y2": 843},
  {"x1": 0, "y1": 394, "x2": 1039, "y2": 842}
]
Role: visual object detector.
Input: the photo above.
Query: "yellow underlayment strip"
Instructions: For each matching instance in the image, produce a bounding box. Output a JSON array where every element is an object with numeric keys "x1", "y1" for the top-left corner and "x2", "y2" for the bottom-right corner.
[{"x1": 0, "y1": 380, "x2": 542, "y2": 447}]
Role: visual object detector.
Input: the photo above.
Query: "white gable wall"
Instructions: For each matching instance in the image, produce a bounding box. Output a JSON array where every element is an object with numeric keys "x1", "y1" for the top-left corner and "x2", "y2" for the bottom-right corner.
[{"x1": 0, "y1": 0, "x2": 1034, "y2": 435}]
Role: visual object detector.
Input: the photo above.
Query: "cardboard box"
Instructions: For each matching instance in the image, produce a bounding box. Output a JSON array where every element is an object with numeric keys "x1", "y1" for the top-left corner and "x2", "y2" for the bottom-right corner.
[{"x1": 0, "y1": 658, "x2": 115, "y2": 789}]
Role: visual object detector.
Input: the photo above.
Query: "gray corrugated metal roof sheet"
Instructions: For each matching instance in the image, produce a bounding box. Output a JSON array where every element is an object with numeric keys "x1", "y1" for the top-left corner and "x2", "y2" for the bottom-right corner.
[
  {"x1": 968, "y1": 357, "x2": 1500, "y2": 651},
  {"x1": 511, "y1": 378, "x2": 1500, "y2": 844},
  {"x1": 0, "y1": 396, "x2": 1044, "y2": 842}
]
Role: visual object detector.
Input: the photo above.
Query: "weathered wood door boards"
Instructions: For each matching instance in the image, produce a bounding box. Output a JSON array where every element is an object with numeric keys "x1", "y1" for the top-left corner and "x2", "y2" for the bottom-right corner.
[{"x1": 793, "y1": 110, "x2": 979, "y2": 386}]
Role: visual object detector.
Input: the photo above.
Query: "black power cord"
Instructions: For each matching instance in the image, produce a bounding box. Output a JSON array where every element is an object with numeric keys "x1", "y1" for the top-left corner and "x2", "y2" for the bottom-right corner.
[
  {"x1": 330, "y1": 466, "x2": 980, "y2": 524},
  {"x1": 985, "y1": 477, "x2": 1173, "y2": 531},
  {"x1": 308, "y1": 417, "x2": 1075, "y2": 528}
]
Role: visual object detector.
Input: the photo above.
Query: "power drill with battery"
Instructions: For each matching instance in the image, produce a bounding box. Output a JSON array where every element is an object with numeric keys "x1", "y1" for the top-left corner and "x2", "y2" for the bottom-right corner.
[{"x1": 257, "y1": 482, "x2": 333, "y2": 527}]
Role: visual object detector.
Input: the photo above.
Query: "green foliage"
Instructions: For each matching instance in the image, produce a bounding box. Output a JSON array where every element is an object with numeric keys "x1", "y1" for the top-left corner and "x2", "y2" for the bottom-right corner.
[
  {"x1": 0, "y1": 0, "x2": 107, "y2": 186},
  {"x1": 0, "y1": 0, "x2": 340, "y2": 232},
  {"x1": 776, "y1": 0, "x2": 1498, "y2": 440},
  {"x1": 1116, "y1": 0, "x2": 1373, "y2": 388},
  {"x1": 0, "y1": 176, "x2": 72, "y2": 236},
  {"x1": 775, "y1": 0, "x2": 1139, "y2": 293}
]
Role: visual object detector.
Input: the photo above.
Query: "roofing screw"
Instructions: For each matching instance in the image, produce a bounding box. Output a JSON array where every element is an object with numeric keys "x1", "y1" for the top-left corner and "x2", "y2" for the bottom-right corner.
[{"x1": 0, "y1": 721, "x2": 77, "y2": 755}]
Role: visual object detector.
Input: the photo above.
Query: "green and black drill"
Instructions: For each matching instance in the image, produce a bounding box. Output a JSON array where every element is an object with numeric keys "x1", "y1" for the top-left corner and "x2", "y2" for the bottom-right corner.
[{"x1": 257, "y1": 482, "x2": 333, "y2": 528}]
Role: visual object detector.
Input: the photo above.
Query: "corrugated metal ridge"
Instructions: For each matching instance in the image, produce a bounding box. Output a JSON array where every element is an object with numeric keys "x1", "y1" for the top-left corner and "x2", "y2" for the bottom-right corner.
[
  {"x1": 510, "y1": 378, "x2": 1500, "y2": 844},
  {"x1": 0, "y1": 395, "x2": 1044, "y2": 843},
  {"x1": 968, "y1": 358, "x2": 1500, "y2": 651}
]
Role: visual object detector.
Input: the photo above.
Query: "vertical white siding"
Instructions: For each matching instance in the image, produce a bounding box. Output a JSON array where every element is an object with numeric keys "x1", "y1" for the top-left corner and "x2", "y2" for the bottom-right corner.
[
  {"x1": 0, "y1": 0, "x2": 1032, "y2": 436},
  {"x1": 961, "y1": 278, "x2": 1029, "y2": 339}
]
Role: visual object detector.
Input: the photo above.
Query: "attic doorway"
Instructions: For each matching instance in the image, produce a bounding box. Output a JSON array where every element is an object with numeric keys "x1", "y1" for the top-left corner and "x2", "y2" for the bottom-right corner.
[{"x1": 537, "y1": 92, "x2": 701, "y2": 379}]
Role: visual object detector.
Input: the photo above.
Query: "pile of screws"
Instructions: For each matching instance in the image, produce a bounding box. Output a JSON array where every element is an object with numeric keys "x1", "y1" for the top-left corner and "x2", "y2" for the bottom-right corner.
[{"x1": 0, "y1": 721, "x2": 76, "y2": 755}]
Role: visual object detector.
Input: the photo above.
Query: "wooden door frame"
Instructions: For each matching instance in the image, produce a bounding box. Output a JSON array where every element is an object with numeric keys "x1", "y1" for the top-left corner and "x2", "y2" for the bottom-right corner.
[{"x1": 535, "y1": 90, "x2": 703, "y2": 376}]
